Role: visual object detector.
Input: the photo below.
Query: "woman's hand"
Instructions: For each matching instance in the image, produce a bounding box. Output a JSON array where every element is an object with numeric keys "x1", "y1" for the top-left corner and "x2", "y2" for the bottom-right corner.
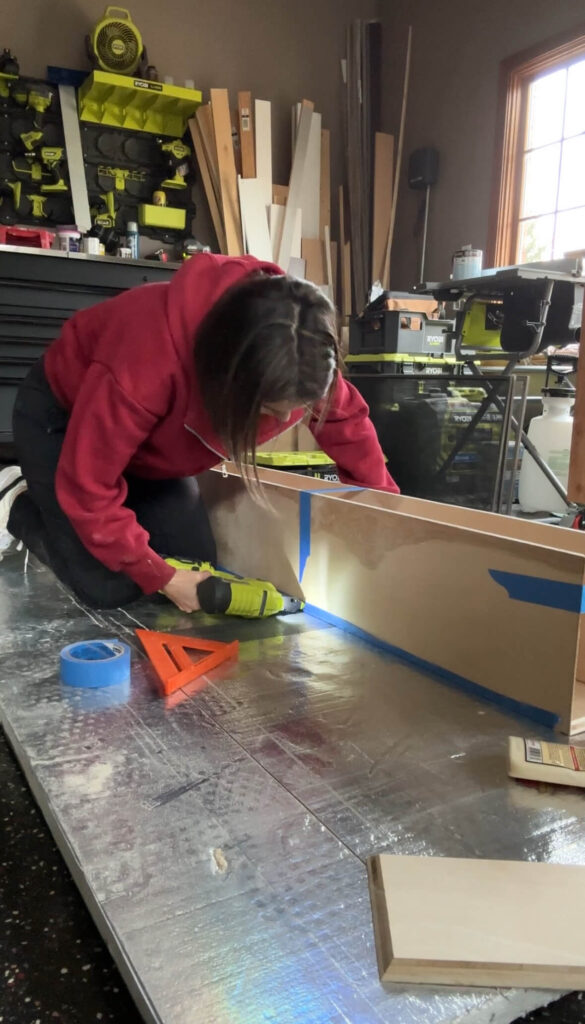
[{"x1": 161, "y1": 568, "x2": 211, "y2": 612}]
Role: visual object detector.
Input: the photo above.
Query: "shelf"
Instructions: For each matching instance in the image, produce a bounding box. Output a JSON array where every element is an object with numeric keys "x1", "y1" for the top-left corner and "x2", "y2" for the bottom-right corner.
[{"x1": 78, "y1": 71, "x2": 202, "y2": 137}]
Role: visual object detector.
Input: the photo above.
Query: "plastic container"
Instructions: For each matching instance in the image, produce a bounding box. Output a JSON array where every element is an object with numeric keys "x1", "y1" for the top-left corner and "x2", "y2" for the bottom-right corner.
[
  {"x1": 451, "y1": 245, "x2": 483, "y2": 280},
  {"x1": 518, "y1": 389, "x2": 574, "y2": 514},
  {"x1": 57, "y1": 228, "x2": 81, "y2": 252},
  {"x1": 126, "y1": 220, "x2": 139, "y2": 260}
]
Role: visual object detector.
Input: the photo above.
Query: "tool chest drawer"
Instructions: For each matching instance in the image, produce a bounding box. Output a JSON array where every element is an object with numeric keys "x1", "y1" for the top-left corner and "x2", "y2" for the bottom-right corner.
[{"x1": 0, "y1": 246, "x2": 177, "y2": 452}]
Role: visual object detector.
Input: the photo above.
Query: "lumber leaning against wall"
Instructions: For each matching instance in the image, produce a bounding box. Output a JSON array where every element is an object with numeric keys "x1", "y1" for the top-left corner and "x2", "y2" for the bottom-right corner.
[{"x1": 199, "y1": 466, "x2": 585, "y2": 735}]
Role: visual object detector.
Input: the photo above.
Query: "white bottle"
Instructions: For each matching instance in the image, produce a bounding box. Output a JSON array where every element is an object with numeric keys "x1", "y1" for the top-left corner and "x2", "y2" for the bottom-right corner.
[{"x1": 518, "y1": 386, "x2": 574, "y2": 514}]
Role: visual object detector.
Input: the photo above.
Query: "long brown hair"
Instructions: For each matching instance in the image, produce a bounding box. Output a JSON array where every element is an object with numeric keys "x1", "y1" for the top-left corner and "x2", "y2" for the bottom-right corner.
[{"x1": 194, "y1": 273, "x2": 339, "y2": 485}]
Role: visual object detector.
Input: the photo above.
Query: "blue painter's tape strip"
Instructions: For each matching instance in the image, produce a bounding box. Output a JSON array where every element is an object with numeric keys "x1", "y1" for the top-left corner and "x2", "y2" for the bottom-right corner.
[
  {"x1": 489, "y1": 569, "x2": 585, "y2": 614},
  {"x1": 299, "y1": 491, "x2": 312, "y2": 583},
  {"x1": 303, "y1": 603, "x2": 559, "y2": 730},
  {"x1": 60, "y1": 638, "x2": 131, "y2": 689},
  {"x1": 298, "y1": 486, "x2": 365, "y2": 583}
]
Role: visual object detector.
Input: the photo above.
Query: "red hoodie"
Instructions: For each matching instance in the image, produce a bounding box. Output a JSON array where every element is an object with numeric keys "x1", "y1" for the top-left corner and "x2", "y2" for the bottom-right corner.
[{"x1": 43, "y1": 253, "x2": 398, "y2": 594}]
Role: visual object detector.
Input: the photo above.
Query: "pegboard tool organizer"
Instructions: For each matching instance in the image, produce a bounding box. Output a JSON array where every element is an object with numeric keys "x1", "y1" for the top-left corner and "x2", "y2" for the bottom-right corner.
[{"x1": 78, "y1": 71, "x2": 203, "y2": 137}]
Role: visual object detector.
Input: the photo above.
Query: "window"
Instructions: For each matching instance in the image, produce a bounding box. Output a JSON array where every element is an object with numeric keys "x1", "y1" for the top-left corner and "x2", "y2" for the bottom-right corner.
[{"x1": 489, "y1": 27, "x2": 585, "y2": 267}]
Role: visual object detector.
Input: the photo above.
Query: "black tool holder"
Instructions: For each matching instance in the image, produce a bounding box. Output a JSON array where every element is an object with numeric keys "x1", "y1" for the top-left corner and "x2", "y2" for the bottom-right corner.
[{"x1": 415, "y1": 265, "x2": 584, "y2": 511}]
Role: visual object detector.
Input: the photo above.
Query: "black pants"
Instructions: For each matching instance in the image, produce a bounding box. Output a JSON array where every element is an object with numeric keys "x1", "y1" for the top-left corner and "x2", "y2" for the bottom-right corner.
[{"x1": 8, "y1": 359, "x2": 217, "y2": 609}]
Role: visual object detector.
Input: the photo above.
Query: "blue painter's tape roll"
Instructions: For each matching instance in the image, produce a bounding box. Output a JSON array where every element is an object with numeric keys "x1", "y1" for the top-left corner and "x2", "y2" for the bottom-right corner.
[{"x1": 60, "y1": 638, "x2": 131, "y2": 689}]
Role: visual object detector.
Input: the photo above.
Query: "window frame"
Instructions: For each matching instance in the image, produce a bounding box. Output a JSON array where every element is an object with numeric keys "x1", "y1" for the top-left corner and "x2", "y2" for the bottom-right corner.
[{"x1": 488, "y1": 24, "x2": 585, "y2": 268}]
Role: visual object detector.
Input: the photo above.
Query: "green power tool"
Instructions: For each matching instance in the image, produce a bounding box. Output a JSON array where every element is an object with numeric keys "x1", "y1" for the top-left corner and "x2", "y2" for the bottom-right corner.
[{"x1": 165, "y1": 558, "x2": 304, "y2": 619}]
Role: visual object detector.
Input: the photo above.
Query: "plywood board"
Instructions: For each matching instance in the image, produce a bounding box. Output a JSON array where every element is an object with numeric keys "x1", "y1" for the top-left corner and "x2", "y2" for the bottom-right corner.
[
  {"x1": 237, "y1": 91, "x2": 255, "y2": 178},
  {"x1": 255, "y1": 99, "x2": 272, "y2": 210},
  {"x1": 273, "y1": 184, "x2": 289, "y2": 206},
  {"x1": 210, "y1": 89, "x2": 244, "y2": 256},
  {"x1": 188, "y1": 118, "x2": 227, "y2": 255},
  {"x1": 371, "y1": 132, "x2": 394, "y2": 287},
  {"x1": 300, "y1": 111, "x2": 321, "y2": 239},
  {"x1": 301, "y1": 238, "x2": 325, "y2": 285},
  {"x1": 368, "y1": 854, "x2": 585, "y2": 988},
  {"x1": 278, "y1": 100, "x2": 314, "y2": 269},
  {"x1": 238, "y1": 176, "x2": 272, "y2": 261},
  {"x1": 319, "y1": 129, "x2": 331, "y2": 241}
]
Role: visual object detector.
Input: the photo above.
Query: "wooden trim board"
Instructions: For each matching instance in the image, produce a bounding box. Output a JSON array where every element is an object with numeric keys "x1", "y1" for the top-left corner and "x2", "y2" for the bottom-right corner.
[
  {"x1": 269, "y1": 203, "x2": 285, "y2": 262},
  {"x1": 371, "y1": 132, "x2": 394, "y2": 287},
  {"x1": 319, "y1": 129, "x2": 331, "y2": 240},
  {"x1": 196, "y1": 104, "x2": 220, "y2": 200},
  {"x1": 199, "y1": 465, "x2": 585, "y2": 735},
  {"x1": 301, "y1": 238, "x2": 325, "y2": 284},
  {"x1": 237, "y1": 91, "x2": 255, "y2": 178},
  {"x1": 188, "y1": 118, "x2": 227, "y2": 254},
  {"x1": 300, "y1": 110, "x2": 321, "y2": 239},
  {"x1": 255, "y1": 99, "x2": 272, "y2": 210},
  {"x1": 59, "y1": 85, "x2": 92, "y2": 233},
  {"x1": 367, "y1": 854, "x2": 585, "y2": 988},
  {"x1": 210, "y1": 89, "x2": 244, "y2": 255},
  {"x1": 278, "y1": 100, "x2": 314, "y2": 269},
  {"x1": 238, "y1": 176, "x2": 272, "y2": 261}
]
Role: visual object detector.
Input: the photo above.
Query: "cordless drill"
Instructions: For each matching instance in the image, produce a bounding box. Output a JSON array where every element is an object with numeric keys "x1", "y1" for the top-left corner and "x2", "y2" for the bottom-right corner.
[{"x1": 164, "y1": 558, "x2": 304, "y2": 618}]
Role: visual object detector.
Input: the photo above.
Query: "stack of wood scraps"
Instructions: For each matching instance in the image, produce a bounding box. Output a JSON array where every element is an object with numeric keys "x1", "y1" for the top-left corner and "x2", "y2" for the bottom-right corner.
[{"x1": 188, "y1": 90, "x2": 336, "y2": 305}]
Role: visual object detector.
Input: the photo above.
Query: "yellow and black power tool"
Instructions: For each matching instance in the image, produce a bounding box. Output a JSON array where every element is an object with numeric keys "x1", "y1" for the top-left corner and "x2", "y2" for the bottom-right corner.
[
  {"x1": 165, "y1": 558, "x2": 304, "y2": 619},
  {"x1": 160, "y1": 139, "x2": 190, "y2": 189}
]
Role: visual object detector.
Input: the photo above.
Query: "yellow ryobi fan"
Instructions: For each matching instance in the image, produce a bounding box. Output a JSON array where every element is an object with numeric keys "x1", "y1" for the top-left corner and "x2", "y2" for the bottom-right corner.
[{"x1": 87, "y1": 6, "x2": 145, "y2": 76}]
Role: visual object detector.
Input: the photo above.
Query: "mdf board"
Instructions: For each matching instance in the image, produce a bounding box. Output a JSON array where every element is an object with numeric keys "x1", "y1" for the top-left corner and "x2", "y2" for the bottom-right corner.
[
  {"x1": 200, "y1": 465, "x2": 585, "y2": 734},
  {"x1": 371, "y1": 133, "x2": 394, "y2": 287},
  {"x1": 238, "y1": 177, "x2": 272, "y2": 261},
  {"x1": 367, "y1": 855, "x2": 585, "y2": 988},
  {"x1": 255, "y1": 99, "x2": 272, "y2": 210},
  {"x1": 278, "y1": 100, "x2": 314, "y2": 270},
  {"x1": 188, "y1": 119, "x2": 227, "y2": 255},
  {"x1": 237, "y1": 91, "x2": 255, "y2": 179},
  {"x1": 210, "y1": 89, "x2": 243, "y2": 256}
]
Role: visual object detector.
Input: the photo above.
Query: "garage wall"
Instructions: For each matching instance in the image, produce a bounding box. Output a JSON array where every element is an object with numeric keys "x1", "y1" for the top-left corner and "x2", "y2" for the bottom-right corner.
[
  {"x1": 380, "y1": 0, "x2": 585, "y2": 291},
  {"x1": 5, "y1": 0, "x2": 380, "y2": 246}
]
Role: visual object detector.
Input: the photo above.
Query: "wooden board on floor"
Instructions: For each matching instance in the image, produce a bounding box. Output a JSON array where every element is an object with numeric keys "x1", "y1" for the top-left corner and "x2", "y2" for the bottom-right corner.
[
  {"x1": 237, "y1": 91, "x2": 255, "y2": 179},
  {"x1": 367, "y1": 854, "x2": 585, "y2": 989},
  {"x1": 188, "y1": 118, "x2": 227, "y2": 254},
  {"x1": 210, "y1": 89, "x2": 244, "y2": 255},
  {"x1": 278, "y1": 100, "x2": 314, "y2": 270},
  {"x1": 238, "y1": 176, "x2": 272, "y2": 261},
  {"x1": 371, "y1": 133, "x2": 394, "y2": 287},
  {"x1": 255, "y1": 99, "x2": 272, "y2": 210}
]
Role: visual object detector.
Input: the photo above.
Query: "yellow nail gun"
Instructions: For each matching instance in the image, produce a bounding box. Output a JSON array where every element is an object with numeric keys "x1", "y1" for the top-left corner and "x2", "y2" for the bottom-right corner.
[{"x1": 164, "y1": 558, "x2": 304, "y2": 618}]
